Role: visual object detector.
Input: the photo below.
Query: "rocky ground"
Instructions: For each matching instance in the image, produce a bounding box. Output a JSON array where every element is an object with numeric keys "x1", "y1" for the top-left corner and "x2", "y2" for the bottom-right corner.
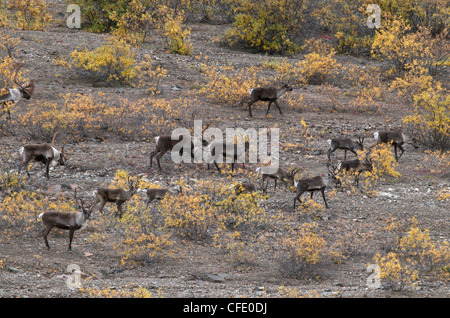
[{"x1": 0, "y1": 4, "x2": 448, "y2": 299}]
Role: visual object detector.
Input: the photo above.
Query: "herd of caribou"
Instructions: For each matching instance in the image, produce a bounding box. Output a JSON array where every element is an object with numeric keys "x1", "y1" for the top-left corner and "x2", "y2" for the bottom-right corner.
[{"x1": 2, "y1": 66, "x2": 419, "y2": 251}]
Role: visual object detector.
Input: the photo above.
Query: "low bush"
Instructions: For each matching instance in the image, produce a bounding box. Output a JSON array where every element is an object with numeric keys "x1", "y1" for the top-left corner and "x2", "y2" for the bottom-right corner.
[
  {"x1": 222, "y1": 0, "x2": 308, "y2": 55},
  {"x1": 402, "y1": 85, "x2": 449, "y2": 150},
  {"x1": 5, "y1": 0, "x2": 52, "y2": 30},
  {"x1": 0, "y1": 191, "x2": 75, "y2": 239},
  {"x1": 278, "y1": 223, "x2": 327, "y2": 278},
  {"x1": 374, "y1": 217, "x2": 450, "y2": 290},
  {"x1": 198, "y1": 63, "x2": 270, "y2": 107},
  {"x1": 160, "y1": 190, "x2": 217, "y2": 240},
  {"x1": 15, "y1": 92, "x2": 190, "y2": 140},
  {"x1": 71, "y1": 36, "x2": 139, "y2": 84}
]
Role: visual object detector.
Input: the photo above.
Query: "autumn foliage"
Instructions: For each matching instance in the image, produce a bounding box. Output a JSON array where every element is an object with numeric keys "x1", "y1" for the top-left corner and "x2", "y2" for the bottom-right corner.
[{"x1": 0, "y1": 0, "x2": 448, "y2": 297}]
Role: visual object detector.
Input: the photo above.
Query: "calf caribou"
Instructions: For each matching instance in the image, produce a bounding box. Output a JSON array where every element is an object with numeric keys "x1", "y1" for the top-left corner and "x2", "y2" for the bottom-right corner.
[
  {"x1": 327, "y1": 137, "x2": 364, "y2": 161},
  {"x1": 247, "y1": 83, "x2": 293, "y2": 117},
  {"x1": 146, "y1": 186, "x2": 182, "y2": 206}
]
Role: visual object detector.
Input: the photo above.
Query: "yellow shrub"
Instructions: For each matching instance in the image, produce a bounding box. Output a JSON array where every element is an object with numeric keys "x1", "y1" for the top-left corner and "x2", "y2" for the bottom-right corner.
[
  {"x1": 0, "y1": 191, "x2": 75, "y2": 238},
  {"x1": 314, "y1": 0, "x2": 447, "y2": 57},
  {"x1": 215, "y1": 183, "x2": 269, "y2": 232},
  {"x1": 335, "y1": 31, "x2": 374, "y2": 56},
  {"x1": 6, "y1": 0, "x2": 52, "y2": 30},
  {"x1": 389, "y1": 65, "x2": 435, "y2": 104},
  {"x1": 373, "y1": 252, "x2": 418, "y2": 290},
  {"x1": 343, "y1": 64, "x2": 387, "y2": 112},
  {"x1": 376, "y1": 0, "x2": 448, "y2": 35},
  {"x1": 366, "y1": 144, "x2": 401, "y2": 179},
  {"x1": 199, "y1": 63, "x2": 270, "y2": 107},
  {"x1": 163, "y1": 11, "x2": 193, "y2": 55},
  {"x1": 278, "y1": 223, "x2": 327, "y2": 278},
  {"x1": 298, "y1": 52, "x2": 340, "y2": 85},
  {"x1": 0, "y1": 31, "x2": 20, "y2": 58},
  {"x1": 437, "y1": 188, "x2": 450, "y2": 201},
  {"x1": 402, "y1": 86, "x2": 449, "y2": 149},
  {"x1": 312, "y1": 0, "x2": 375, "y2": 56},
  {"x1": 285, "y1": 224, "x2": 326, "y2": 265},
  {"x1": 109, "y1": 0, "x2": 155, "y2": 45},
  {"x1": 274, "y1": 60, "x2": 305, "y2": 86},
  {"x1": 160, "y1": 190, "x2": 218, "y2": 240},
  {"x1": 134, "y1": 54, "x2": 167, "y2": 93},
  {"x1": 423, "y1": 150, "x2": 450, "y2": 175},
  {"x1": 15, "y1": 93, "x2": 189, "y2": 140},
  {"x1": 294, "y1": 199, "x2": 326, "y2": 217},
  {"x1": 0, "y1": 3, "x2": 7, "y2": 28},
  {"x1": 275, "y1": 51, "x2": 340, "y2": 86},
  {"x1": 71, "y1": 36, "x2": 138, "y2": 84},
  {"x1": 281, "y1": 118, "x2": 315, "y2": 154},
  {"x1": 0, "y1": 171, "x2": 25, "y2": 193},
  {"x1": 113, "y1": 205, "x2": 175, "y2": 265},
  {"x1": 319, "y1": 84, "x2": 342, "y2": 112},
  {"x1": 372, "y1": 18, "x2": 448, "y2": 74},
  {"x1": 374, "y1": 217, "x2": 450, "y2": 289},
  {"x1": 15, "y1": 92, "x2": 109, "y2": 139},
  {"x1": 82, "y1": 285, "x2": 157, "y2": 298},
  {"x1": 213, "y1": 230, "x2": 258, "y2": 267}
]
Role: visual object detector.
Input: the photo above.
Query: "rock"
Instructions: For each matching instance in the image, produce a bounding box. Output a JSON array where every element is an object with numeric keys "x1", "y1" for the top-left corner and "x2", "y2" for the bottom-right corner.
[
  {"x1": 170, "y1": 85, "x2": 182, "y2": 91},
  {"x1": 378, "y1": 191, "x2": 399, "y2": 199},
  {"x1": 203, "y1": 273, "x2": 227, "y2": 283},
  {"x1": 61, "y1": 183, "x2": 72, "y2": 191},
  {"x1": 8, "y1": 267, "x2": 21, "y2": 273},
  {"x1": 47, "y1": 184, "x2": 62, "y2": 193}
]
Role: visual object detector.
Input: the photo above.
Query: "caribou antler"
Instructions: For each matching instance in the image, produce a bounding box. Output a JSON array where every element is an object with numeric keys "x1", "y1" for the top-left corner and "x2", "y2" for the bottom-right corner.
[
  {"x1": 290, "y1": 167, "x2": 301, "y2": 177},
  {"x1": 73, "y1": 187, "x2": 86, "y2": 210},
  {"x1": 51, "y1": 132, "x2": 60, "y2": 146},
  {"x1": 60, "y1": 132, "x2": 79, "y2": 156},
  {"x1": 202, "y1": 120, "x2": 212, "y2": 135},
  {"x1": 12, "y1": 63, "x2": 25, "y2": 90}
]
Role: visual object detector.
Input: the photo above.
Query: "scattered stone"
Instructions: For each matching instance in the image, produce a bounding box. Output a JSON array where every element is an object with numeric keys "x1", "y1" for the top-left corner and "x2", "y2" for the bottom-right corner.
[
  {"x1": 47, "y1": 184, "x2": 62, "y2": 193},
  {"x1": 170, "y1": 85, "x2": 182, "y2": 91},
  {"x1": 203, "y1": 273, "x2": 227, "y2": 283},
  {"x1": 8, "y1": 267, "x2": 21, "y2": 273}
]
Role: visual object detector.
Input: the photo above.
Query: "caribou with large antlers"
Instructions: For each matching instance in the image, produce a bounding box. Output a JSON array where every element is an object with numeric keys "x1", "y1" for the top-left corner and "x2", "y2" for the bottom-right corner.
[
  {"x1": 328, "y1": 158, "x2": 373, "y2": 188},
  {"x1": 0, "y1": 63, "x2": 34, "y2": 119},
  {"x1": 18, "y1": 132, "x2": 75, "y2": 178}
]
